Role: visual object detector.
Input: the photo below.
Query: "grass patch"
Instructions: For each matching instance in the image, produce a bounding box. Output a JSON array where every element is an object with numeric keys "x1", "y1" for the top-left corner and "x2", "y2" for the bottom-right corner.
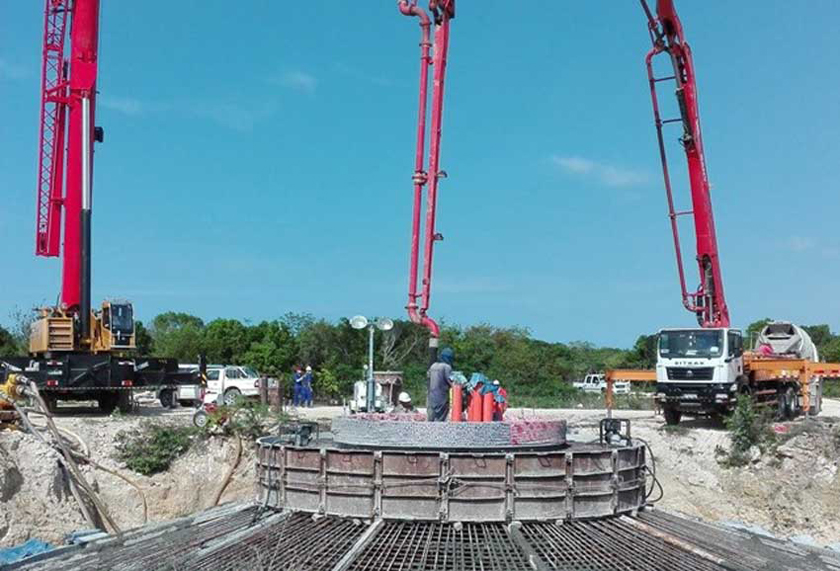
[
  {"x1": 660, "y1": 424, "x2": 690, "y2": 437},
  {"x1": 114, "y1": 422, "x2": 197, "y2": 476},
  {"x1": 824, "y1": 382, "x2": 840, "y2": 399},
  {"x1": 509, "y1": 391, "x2": 655, "y2": 410}
]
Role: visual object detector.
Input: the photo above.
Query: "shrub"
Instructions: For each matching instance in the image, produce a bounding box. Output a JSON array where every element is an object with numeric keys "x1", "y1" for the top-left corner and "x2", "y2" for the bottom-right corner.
[
  {"x1": 114, "y1": 422, "x2": 196, "y2": 475},
  {"x1": 201, "y1": 398, "x2": 292, "y2": 440},
  {"x1": 719, "y1": 395, "x2": 775, "y2": 466}
]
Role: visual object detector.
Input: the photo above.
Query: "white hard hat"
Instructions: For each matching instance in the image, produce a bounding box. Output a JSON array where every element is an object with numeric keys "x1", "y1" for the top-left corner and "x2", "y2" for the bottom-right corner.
[
  {"x1": 492, "y1": 379, "x2": 500, "y2": 386},
  {"x1": 398, "y1": 391, "x2": 412, "y2": 403},
  {"x1": 306, "y1": 366, "x2": 312, "y2": 372}
]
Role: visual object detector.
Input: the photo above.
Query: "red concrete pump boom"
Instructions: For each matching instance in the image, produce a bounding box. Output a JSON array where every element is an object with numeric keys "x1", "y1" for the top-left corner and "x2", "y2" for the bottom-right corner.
[
  {"x1": 36, "y1": 0, "x2": 101, "y2": 334},
  {"x1": 399, "y1": 0, "x2": 455, "y2": 362},
  {"x1": 641, "y1": 0, "x2": 730, "y2": 328}
]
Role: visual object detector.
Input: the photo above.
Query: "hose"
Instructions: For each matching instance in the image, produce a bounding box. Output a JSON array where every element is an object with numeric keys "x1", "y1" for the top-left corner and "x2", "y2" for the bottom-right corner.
[
  {"x1": 22, "y1": 400, "x2": 150, "y2": 525},
  {"x1": 22, "y1": 382, "x2": 122, "y2": 534},
  {"x1": 634, "y1": 436, "x2": 664, "y2": 503},
  {"x1": 211, "y1": 435, "x2": 243, "y2": 508}
]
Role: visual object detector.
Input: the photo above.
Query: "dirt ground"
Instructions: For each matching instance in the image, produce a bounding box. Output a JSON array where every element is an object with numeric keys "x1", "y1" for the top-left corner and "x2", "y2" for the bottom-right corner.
[{"x1": 2, "y1": 399, "x2": 840, "y2": 549}]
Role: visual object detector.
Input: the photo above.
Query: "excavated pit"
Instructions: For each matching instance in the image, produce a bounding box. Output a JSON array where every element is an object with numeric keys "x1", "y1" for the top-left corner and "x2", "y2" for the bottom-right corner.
[{"x1": 10, "y1": 415, "x2": 840, "y2": 570}]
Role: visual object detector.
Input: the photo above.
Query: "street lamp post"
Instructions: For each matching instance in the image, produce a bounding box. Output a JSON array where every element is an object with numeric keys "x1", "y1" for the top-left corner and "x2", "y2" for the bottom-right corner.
[{"x1": 351, "y1": 315, "x2": 394, "y2": 412}]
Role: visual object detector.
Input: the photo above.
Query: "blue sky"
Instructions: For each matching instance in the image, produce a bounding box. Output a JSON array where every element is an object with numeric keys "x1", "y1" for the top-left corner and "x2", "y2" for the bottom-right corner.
[{"x1": 1, "y1": 1, "x2": 839, "y2": 347}]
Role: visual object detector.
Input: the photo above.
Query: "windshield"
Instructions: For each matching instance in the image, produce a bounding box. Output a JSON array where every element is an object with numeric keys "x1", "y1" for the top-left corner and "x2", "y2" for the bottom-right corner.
[
  {"x1": 242, "y1": 366, "x2": 259, "y2": 378},
  {"x1": 110, "y1": 304, "x2": 134, "y2": 334},
  {"x1": 658, "y1": 330, "x2": 723, "y2": 359}
]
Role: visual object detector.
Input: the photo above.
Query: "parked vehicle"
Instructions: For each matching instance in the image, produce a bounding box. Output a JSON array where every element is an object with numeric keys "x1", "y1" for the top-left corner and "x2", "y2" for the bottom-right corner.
[
  {"x1": 574, "y1": 373, "x2": 630, "y2": 395},
  {"x1": 655, "y1": 322, "x2": 828, "y2": 425},
  {"x1": 207, "y1": 365, "x2": 262, "y2": 406},
  {"x1": 157, "y1": 364, "x2": 203, "y2": 408}
]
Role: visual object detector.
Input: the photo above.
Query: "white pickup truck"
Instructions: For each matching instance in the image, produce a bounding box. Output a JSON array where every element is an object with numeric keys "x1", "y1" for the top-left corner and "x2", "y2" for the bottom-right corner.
[
  {"x1": 206, "y1": 365, "x2": 262, "y2": 406},
  {"x1": 158, "y1": 364, "x2": 262, "y2": 408},
  {"x1": 573, "y1": 373, "x2": 630, "y2": 395}
]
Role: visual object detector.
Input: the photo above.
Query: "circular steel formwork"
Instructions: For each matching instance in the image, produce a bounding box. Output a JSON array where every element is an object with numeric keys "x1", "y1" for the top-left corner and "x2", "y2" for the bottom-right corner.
[{"x1": 256, "y1": 417, "x2": 646, "y2": 522}]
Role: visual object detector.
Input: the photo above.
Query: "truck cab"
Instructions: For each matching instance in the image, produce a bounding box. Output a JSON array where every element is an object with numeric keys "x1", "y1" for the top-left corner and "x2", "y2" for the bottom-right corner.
[{"x1": 655, "y1": 327, "x2": 744, "y2": 424}]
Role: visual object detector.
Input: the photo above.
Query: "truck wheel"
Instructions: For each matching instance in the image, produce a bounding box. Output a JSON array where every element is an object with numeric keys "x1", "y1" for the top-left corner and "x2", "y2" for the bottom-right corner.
[
  {"x1": 159, "y1": 389, "x2": 174, "y2": 409},
  {"x1": 810, "y1": 381, "x2": 822, "y2": 416},
  {"x1": 664, "y1": 408, "x2": 682, "y2": 426},
  {"x1": 117, "y1": 391, "x2": 133, "y2": 414},
  {"x1": 223, "y1": 388, "x2": 242, "y2": 407},
  {"x1": 42, "y1": 393, "x2": 59, "y2": 415},
  {"x1": 784, "y1": 387, "x2": 796, "y2": 419},
  {"x1": 193, "y1": 410, "x2": 209, "y2": 429},
  {"x1": 98, "y1": 392, "x2": 118, "y2": 414}
]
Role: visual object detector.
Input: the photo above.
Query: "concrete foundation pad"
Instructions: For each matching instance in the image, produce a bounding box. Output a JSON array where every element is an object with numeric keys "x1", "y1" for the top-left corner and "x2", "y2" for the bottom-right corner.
[{"x1": 331, "y1": 414, "x2": 567, "y2": 450}]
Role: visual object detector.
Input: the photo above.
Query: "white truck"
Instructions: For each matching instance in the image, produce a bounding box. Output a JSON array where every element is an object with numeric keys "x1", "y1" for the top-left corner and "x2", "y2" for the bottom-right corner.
[
  {"x1": 157, "y1": 364, "x2": 203, "y2": 408},
  {"x1": 654, "y1": 322, "x2": 823, "y2": 425},
  {"x1": 575, "y1": 373, "x2": 630, "y2": 395},
  {"x1": 206, "y1": 365, "x2": 262, "y2": 406}
]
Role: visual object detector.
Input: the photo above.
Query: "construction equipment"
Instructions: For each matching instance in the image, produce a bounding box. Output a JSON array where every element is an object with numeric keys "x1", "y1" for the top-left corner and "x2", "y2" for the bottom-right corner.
[
  {"x1": 606, "y1": 1, "x2": 840, "y2": 425},
  {"x1": 1, "y1": 0, "x2": 194, "y2": 414},
  {"x1": 398, "y1": 0, "x2": 455, "y2": 364}
]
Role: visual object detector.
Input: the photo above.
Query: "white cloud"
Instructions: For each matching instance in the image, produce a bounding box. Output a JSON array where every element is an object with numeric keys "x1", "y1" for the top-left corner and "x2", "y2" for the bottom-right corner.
[
  {"x1": 100, "y1": 96, "x2": 143, "y2": 116},
  {"x1": 188, "y1": 100, "x2": 277, "y2": 132},
  {"x1": 551, "y1": 155, "x2": 649, "y2": 188},
  {"x1": 0, "y1": 57, "x2": 27, "y2": 81},
  {"x1": 272, "y1": 70, "x2": 317, "y2": 93},
  {"x1": 785, "y1": 236, "x2": 816, "y2": 252},
  {"x1": 335, "y1": 63, "x2": 393, "y2": 87}
]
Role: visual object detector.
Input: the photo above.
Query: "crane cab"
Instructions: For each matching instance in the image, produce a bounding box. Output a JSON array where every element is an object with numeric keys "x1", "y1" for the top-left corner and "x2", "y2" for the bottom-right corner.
[{"x1": 29, "y1": 300, "x2": 136, "y2": 355}]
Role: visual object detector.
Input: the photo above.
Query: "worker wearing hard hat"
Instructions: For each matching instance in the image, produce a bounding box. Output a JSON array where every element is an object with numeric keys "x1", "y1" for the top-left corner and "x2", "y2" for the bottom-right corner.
[
  {"x1": 396, "y1": 392, "x2": 416, "y2": 413},
  {"x1": 426, "y1": 347, "x2": 455, "y2": 421},
  {"x1": 302, "y1": 366, "x2": 314, "y2": 408}
]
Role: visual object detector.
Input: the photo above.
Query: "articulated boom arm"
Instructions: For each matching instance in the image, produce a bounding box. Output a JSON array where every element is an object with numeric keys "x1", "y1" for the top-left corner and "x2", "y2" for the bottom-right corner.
[
  {"x1": 399, "y1": 0, "x2": 455, "y2": 359},
  {"x1": 641, "y1": 0, "x2": 730, "y2": 328},
  {"x1": 36, "y1": 0, "x2": 101, "y2": 331}
]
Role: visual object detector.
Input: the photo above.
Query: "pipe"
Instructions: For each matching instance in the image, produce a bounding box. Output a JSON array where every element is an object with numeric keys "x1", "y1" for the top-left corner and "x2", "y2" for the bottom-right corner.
[
  {"x1": 450, "y1": 384, "x2": 463, "y2": 422},
  {"x1": 400, "y1": 1, "x2": 445, "y2": 345},
  {"x1": 80, "y1": 95, "x2": 92, "y2": 339},
  {"x1": 417, "y1": 8, "x2": 452, "y2": 340},
  {"x1": 467, "y1": 386, "x2": 483, "y2": 422},
  {"x1": 400, "y1": 1, "x2": 434, "y2": 332},
  {"x1": 482, "y1": 391, "x2": 494, "y2": 423}
]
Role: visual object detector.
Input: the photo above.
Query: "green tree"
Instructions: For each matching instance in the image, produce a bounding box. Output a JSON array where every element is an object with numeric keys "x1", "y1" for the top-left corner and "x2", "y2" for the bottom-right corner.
[
  {"x1": 620, "y1": 334, "x2": 658, "y2": 369},
  {"x1": 134, "y1": 321, "x2": 154, "y2": 355},
  {"x1": 204, "y1": 319, "x2": 249, "y2": 363},
  {"x1": 150, "y1": 312, "x2": 206, "y2": 362},
  {"x1": 242, "y1": 321, "x2": 297, "y2": 377},
  {"x1": 0, "y1": 325, "x2": 18, "y2": 356},
  {"x1": 745, "y1": 318, "x2": 772, "y2": 348},
  {"x1": 802, "y1": 324, "x2": 834, "y2": 355}
]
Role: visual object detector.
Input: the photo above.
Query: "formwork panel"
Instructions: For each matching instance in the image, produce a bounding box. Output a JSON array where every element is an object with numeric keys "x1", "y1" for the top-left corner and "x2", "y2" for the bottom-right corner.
[{"x1": 257, "y1": 436, "x2": 647, "y2": 522}]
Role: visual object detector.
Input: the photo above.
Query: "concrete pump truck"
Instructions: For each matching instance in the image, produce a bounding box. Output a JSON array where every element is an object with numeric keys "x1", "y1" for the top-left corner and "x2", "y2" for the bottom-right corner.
[
  {"x1": 1, "y1": 0, "x2": 196, "y2": 415},
  {"x1": 606, "y1": 1, "x2": 840, "y2": 425}
]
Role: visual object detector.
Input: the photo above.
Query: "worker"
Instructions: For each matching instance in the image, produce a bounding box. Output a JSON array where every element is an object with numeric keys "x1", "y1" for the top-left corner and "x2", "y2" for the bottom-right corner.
[
  {"x1": 302, "y1": 366, "x2": 314, "y2": 408},
  {"x1": 492, "y1": 379, "x2": 508, "y2": 421},
  {"x1": 427, "y1": 347, "x2": 454, "y2": 422},
  {"x1": 396, "y1": 391, "x2": 416, "y2": 413},
  {"x1": 292, "y1": 368, "x2": 303, "y2": 407}
]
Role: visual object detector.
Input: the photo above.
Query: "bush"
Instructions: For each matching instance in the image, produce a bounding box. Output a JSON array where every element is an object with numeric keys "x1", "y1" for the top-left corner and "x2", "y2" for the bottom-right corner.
[
  {"x1": 201, "y1": 398, "x2": 292, "y2": 440},
  {"x1": 114, "y1": 422, "x2": 196, "y2": 475},
  {"x1": 719, "y1": 395, "x2": 775, "y2": 466}
]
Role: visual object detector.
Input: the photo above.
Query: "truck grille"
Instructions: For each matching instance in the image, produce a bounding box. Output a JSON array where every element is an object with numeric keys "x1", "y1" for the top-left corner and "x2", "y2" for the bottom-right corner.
[{"x1": 667, "y1": 367, "x2": 714, "y2": 381}]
